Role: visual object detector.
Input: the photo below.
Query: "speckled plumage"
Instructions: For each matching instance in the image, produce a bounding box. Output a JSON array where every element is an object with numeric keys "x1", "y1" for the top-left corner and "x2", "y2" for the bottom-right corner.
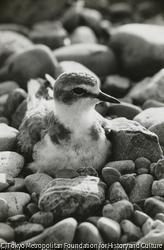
[{"x1": 17, "y1": 72, "x2": 119, "y2": 177}]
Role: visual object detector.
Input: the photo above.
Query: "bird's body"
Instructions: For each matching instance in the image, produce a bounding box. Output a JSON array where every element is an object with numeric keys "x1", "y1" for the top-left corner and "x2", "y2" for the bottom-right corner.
[{"x1": 17, "y1": 72, "x2": 119, "y2": 177}]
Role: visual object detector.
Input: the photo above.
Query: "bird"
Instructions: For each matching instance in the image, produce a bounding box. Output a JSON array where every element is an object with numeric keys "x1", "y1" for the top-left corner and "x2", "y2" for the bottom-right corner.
[{"x1": 17, "y1": 72, "x2": 120, "y2": 178}]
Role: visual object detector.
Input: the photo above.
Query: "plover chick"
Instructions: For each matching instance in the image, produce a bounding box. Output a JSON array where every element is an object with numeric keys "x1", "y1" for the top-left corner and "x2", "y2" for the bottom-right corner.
[{"x1": 17, "y1": 72, "x2": 120, "y2": 177}]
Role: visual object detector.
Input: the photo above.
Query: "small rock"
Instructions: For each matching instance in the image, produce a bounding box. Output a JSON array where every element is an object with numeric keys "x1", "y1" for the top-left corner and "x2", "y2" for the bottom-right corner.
[
  {"x1": 0, "y1": 173, "x2": 9, "y2": 191},
  {"x1": 154, "y1": 158, "x2": 164, "y2": 180},
  {"x1": 70, "y1": 26, "x2": 98, "y2": 44},
  {"x1": 149, "y1": 121, "x2": 164, "y2": 149},
  {"x1": 144, "y1": 197, "x2": 164, "y2": 217},
  {"x1": 0, "y1": 117, "x2": 9, "y2": 124},
  {"x1": 85, "y1": 216, "x2": 100, "y2": 227},
  {"x1": 134, "y1": 107, "x2": 164, "y2": 129},
  {"x1": 119, "y1": 174, "x2": 136, "y2": 194},
  {"x1": 24, "y1": 173, "x2": 53, "y2": 195},
  {"x1": 102, "y1": 199, "x2": 133, "y2": 223},
  {"x1": 102, "y1": 167, "x2": 121, "y2": 186},
  {"x1": 152, "y1": 179, "x2": 164, "y2": 197},
  {"x1": 39, "y1": 176, "x2": 106, "y2": 217},
  {"x1": 0, "y1": 81, "x2": 19, "y2": 96},
  {"x1": 0, "y1": 124, "x2": 18, "y2": 151},
  {"x1": 97, "y1": 217, "x2": 121, "y2": 243},
  {"x1": 121, "y1": 219, "x2": 142, "y2": 241},
  {"x1": 132, "y1": 210, "x2": 150, "y2": 227},
  {"x1": 55, "y1": 168, "x2": 79, "y2": 179},
  {"x1": 136, "y1": 168, "x2": 149, "y2": 175},
  {"x1": 0, "y1": 223, "x2": 15, "y2": 242},
  {"x1": 15, "y1": 223, "x2": 44, "y2": 242},
  {"x1": 153, "y1": 219, "x2": 164, "y2": 231},
  {"x1": 6, "y1": 177, "x2": 25, "y2": 192},
  {"x1": 0, "y1": 192, "x2": 31, "y2": 217},
  {"x1": 24, "y1": 203, "x2": 39, "y2": 216},
  {"x1": 142, "y1": 99, "x2": 164, "y2": 109},
  {"x1": 75, "y1": 222, "x2": 104, "y2": 244},
  {"x1": 135, "y1": 157, "x2": 151, "y2": 170},
  {"x1": 0, "y1": 198, "x2": 9, "y2": 222},
  {"x1": 30, "y1": 211, "x2": 54, "y2": 228},
  {"x1": 53, "y1": 43, "x2": 118, "y2": 77},
  {"x1": 107, "y1": 182, "x2": 129, "y2": 203},
  {"x1": 109, "y1": 117, "x2": 163, "y2": 162},
  {"x1": 21, "y1": 217, "x2": 77, "y2": 244},
  {"x1": 137, "y1": 229, "x2": 164, "y2": 244},
  {"x1": 155, "y1": 213, "x2": 164, "y2": 223},
  {"x1": 0, "y1": 151, "x2": 24, "y2": 177},
  {"x1": 129, "y1": 174, "x2": 154, "y2": 203},
  {"x1": 104, "y1": 160, "x2": 135, "y2": 175},
  {"x1": 142, "y1": 218, "x2": 154, "y2": 236},
  {"x1": 102, "y1": 75, "x2": 131, "y2": 98},
  {"x1": 7, "y1": 214, "x2": 27, "y2": 224}
]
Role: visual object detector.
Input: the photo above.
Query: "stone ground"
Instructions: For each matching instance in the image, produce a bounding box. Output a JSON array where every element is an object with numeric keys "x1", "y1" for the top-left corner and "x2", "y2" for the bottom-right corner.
[{"x1": 1, "y1": 0, "x2": 164, "y2": 247}]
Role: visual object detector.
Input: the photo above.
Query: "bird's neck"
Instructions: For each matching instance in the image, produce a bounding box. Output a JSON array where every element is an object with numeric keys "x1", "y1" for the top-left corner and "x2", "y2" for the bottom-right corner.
[{"x1": 54, "y1": 101, "x2": 97, "y2": 132}]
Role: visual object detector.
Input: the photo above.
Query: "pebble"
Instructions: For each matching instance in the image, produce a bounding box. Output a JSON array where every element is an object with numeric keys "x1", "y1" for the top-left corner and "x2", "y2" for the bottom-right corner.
[
  {"x1": 21, "y1": 217, "x2": 77, "y2": 244},
  {"x1": 5, "y1": 177, "x2": 25, "y2": 192},
  {"x1": 24, "y1": 173, "x2": 53, "y2": 195},
  {"x1": 104, "y1": 160, "x2": 135, "y2": 175},
  {"x1": 6, "y1": 214, "x2": 27, "y2": 224},
  {"x1": 0, "y1": 81, "x2": 19, "y2": 96},
  {"x1": 0, "y1": 124, "x2": 18, "y2": 151},
  {"x1": 75, "y1": 222, "x2": 104, "y2": 244},
  {"x1": 97, "y1": 217, "x2": 121, "y2": 243},
  {"x1": 0, "y1": 117, "x2": 9, "y2": 124},
  {"x1": 15, "y1": 223, "x2": 44, "y2": 242},
  {"x1": 102, "y1": 167, "x2": 121, "y2": 186},
  {"x1": 0, "y1": 173, "x2": 9, "y2": 191},
  {"x1": 129, "y1": 174, "x2": 154, "y2": 203},
  {"x1": 136, "y1": 168, "x2": 149, "y2": 175},
  {"x1": 144, "y1": 197, "x2": 164, "y2": 217},
  {"x1": 134, "y1": 107, "x2": 164, "y2": 129},
  {"x1": 142, "y1": 99, "x2": 164, "y2": 109},
  {"x1": 119, "y1": 174, "x2": 136, "y2": 194},
  {"x1": 107, "y1": 182, "x2": 129, "y2": 203},
  {"x1": 0, "y1": 223, "x2": 15, "y2": 242},
  {"x1": 0, "y1": 151, "x2": 24, "y2": 177},
  {"x1": 132, "y1": 210, "x2": 150, "y2": 228},
  {"x1": 120, "y1": 219, "x2": 142, "y2": 241},
  {"x1": 109, "y1": 117, "x2": 163, "y2": 163},
  {"x1": 152, "y1": 179, "x2": 164, "y2": 197},
  {"x1": 0, "y1": 192, "x2": 31, "y2": 217},
  {"x1": 24, "y1": 203, "x2": 39, "y2": 216},
  {"x1": 107, "y1": 102, "x2": 142, "y2": 120},
  {"x1": 142, "y1": 218, "x2": 154, "y2": 236},
  {"x1": 85, "y1": 216, "x2": 100, "y2": 227},
  {"x1": 149, "y1": 121, "x2": 164, "y2": 149},
  {"x1": 154, "y1": 158, "x2": 164, "y2": 180},
  {"x1": 135, "y1": 157, "x2": 151, "y2": 170},
  {"x1": 138, "y1": 229, "x2": 164, "y2": 244},
  {"x1": 70, "y1": 26, "x2": 98, "y2": 44},
  {"x1": 30, "y1": 211, "x2": 54, "y2": 228},
  {"x1": 53, "y1": 43, "x2": 118, "y2": 77},
  {"x1": 155, "y1": 213, "x2": 164, "y2": 223},
  {"x1": 0, "y1": 198, "x2": 9, "y2": 222},
  {"x1": 102, "y1": 199, "x2": 133, "y2": 223}
]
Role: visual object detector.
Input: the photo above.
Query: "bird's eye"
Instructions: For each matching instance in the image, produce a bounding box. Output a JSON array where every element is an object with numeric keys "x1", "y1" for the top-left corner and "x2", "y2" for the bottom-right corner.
[{"x1": 72, "y1": 87, "x2": 85, "y2": 96}]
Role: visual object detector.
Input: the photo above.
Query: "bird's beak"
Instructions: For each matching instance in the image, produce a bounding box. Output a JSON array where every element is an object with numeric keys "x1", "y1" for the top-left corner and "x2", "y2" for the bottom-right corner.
[{"x1": 97, "y1": 91, "x2": 120, "y2": 103}]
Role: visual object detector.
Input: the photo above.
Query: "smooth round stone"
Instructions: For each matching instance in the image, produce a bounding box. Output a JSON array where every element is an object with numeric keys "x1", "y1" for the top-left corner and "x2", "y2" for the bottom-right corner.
[
  {"x1": 152, "y1": 179, "x2": 164, "y2": 197},
  {"x1": 107, "y1": 182, "x2": 129, "y2": 203},
  {"x1": 132, "y1": 210, "x2": 150, "y2": 227},
  {"x1": 0, "y1": 192, "x2": 31, "y2": 217},
  {"x1": 121, "y1": 219, "x2": 142, "y2": 242},
  {"x1": 155, "y1": 213, "x2": 164, "y2": 223},
  {"x1": 75, "y1": 222, "x2": 104, "y2": 244},
  {"x1": 136, "y1": 168, "x2": 149, "y2": 175},
  {"x1": 107, "y1": 102, "x2": 142, "y2": 120},
  {"x1": 0, "y1": 223, "x2": 15, "y2": 242},
  {"x1": 20, "y1": 217, "x2": 77, "y2": 244},
  {"x1": 0, "y1": 151, "x2": 24, "y2": 177},
  {"x1": 0, "y1": 198, "x2": 9, "y2": 222},
  {"x1": 6, "y1": 177, "x2": 25, "y2": 192},
  {"x1": 102, "y1": 167, "x2": 121, "y2": 186},
  {"x1": 129, "y1": 174, "x2": 154, "y2": 204},
  {"x1": 134, "y1": 107, "x2": 164, "y2": 129},
  {"x1": 70, "y1": 26, "x2": 98, "y2": 44},
  {"x1": 119, "y1": 174, "x2": 136, "y2": 194},
  {"x1": 24, "y1": 203, "x2": 39, "y2": 216},
  {"x1": 155, "y1": 158, "x2": 164, "y2": 180},
  {"x1": 85, "y1": 216, "x2": 101, "y2": 227},
  {"x1": 137, "y1": 229, "x2": 164, "y2": 244},
  {"x1": 30, "y1": 211, "x2": 54, "y2": 228},
  {"x1": 97, "y1": 217, "x2": 121, "y2": 243},
  {"x1": 153, "y1": 219, "x2": 164, "y2": 231},
  {"x1": 104, "y1": 160, "x2": 135, "y2": 175},
  {"x1": 149, "y1": 121, "x2": 164, "y2": 148},
  {"x1": 15, "y1": 223, "x2": 44, "y2": 242},
  {"x1": 144, "y1": 197, "x2": 164, "y2": 217},
  {"x1": 142, "y1": 218, "x2": 154, "y2": 236},
  {"x1": 135, "y1": 157, "x2": 151, "y2": 170},
  {"x1": 102, "y1": 199, "x2": 133, "y2": 223},
  {"x1": 0, "y1": 124, "x2": 18, "y2": 151},
  {"x1": 6, "y1": 214, "x2": 27, "y2": 224},
  {"x1": 142, "y1": 99, "x2": 164, "y2": 110},
  {"x1": 0, "y1": 117, "x2": 9, "y2": 124},
  {"x1": 0, "y1": 81, "x2": 19, "y2": 96},
  {"x1": 24, "y1": 173, "x2": 53, "y2": 195}
]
